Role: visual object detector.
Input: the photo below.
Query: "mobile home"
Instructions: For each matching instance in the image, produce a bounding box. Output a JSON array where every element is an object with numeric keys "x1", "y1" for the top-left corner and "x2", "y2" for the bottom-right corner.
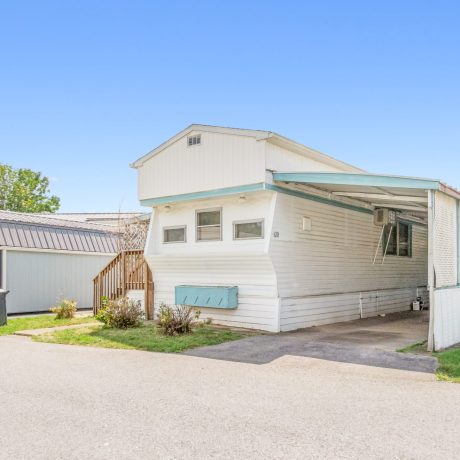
[{"x1": 131, "y1": 125, "x2": 460, "y2": 350}]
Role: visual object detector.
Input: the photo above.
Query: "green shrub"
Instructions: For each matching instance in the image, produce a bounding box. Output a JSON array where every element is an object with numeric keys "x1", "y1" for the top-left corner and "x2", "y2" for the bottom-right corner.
[
  {"x1": 95, "y1": 297, "x2": 144, "y2": 329},
  {"x1": 50, "y1": 299, "x2": 77, "y2": 319},
  {"x1": 158, "y1": 304, "x2": 201, "y2": 336}
]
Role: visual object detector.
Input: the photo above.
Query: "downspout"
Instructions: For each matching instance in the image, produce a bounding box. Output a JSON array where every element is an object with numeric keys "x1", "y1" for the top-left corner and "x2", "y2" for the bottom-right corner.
[{"x1": 427, "y1": 190, "x2": 435, "y2": 352}]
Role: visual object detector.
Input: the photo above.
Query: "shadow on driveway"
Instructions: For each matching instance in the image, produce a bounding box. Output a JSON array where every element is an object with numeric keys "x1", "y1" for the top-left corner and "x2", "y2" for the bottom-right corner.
[{"x1": 185, "y1": 312, "x2": 438, "y2": 374}]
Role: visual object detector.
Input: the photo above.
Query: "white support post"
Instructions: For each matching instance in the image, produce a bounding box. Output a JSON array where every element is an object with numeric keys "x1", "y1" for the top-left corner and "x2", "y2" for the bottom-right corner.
[
  {"x1": 427, "y1": 190, "x2": 435, "y2": 352},
  {"x1": 457, "y1": 200, "x2": 460, "y2": 286}
]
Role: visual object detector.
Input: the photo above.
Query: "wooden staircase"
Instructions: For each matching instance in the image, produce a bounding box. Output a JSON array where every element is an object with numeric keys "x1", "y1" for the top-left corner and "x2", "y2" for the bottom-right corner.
[{"x1": 93, "y1": 250, "x2": 154, "y2": 319}]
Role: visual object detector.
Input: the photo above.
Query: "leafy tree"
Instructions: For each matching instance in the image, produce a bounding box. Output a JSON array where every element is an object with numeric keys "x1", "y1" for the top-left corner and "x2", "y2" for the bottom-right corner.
[{"x1": 0, "y1": 163, "x2": 60, "y2": 213}]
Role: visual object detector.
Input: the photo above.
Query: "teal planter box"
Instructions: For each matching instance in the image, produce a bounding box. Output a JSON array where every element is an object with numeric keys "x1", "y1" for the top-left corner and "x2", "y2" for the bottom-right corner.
[{"x1": 175, "y1": 285, "x2": 238, "y2": 309}]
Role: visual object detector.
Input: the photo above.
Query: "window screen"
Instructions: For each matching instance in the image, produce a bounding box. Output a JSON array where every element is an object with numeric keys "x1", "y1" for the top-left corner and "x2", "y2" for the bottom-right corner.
[
  {"x1": 383, "y1": 222, "x2": 412, "y2": 257},
  {"x1": 234, "y1": 220, "x2": 264, "y2": 239},
  {"x1": 163, "y1": 226, "x2": 186, "y2": 243},
  {"x1": 196, "y1": 209, "x2": 221, "y2": 241}
]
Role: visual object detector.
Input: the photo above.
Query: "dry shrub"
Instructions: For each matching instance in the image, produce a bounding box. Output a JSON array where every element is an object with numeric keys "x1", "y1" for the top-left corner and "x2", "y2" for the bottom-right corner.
[
  {"x1": 95, "y1": 297, "x2": 144, "y2": 329},
  {"x1": 158, "y1": 304, "x2": 201, "y2": 335},
  {"x1": 50, "y1": 299, "x2": 77, "y2": 319}
]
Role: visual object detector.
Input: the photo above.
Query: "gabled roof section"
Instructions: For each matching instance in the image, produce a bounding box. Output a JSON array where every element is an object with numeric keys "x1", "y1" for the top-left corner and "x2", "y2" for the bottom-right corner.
[{"x1": 130, "y1": 124, "x2": 363, "y2": 173}]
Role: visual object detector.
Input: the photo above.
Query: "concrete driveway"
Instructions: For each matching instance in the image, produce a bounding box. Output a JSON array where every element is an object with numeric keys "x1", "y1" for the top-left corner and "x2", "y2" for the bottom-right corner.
[
  {"x1": 1, "y1": 333, "x2": 460, "y2": 459},
  {"x1": 186, "y1": 311, "x2": 437, "y2": 373}
]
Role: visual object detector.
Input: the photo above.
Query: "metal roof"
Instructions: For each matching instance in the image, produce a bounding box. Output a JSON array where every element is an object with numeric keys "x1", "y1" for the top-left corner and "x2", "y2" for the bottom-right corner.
[
  {"x1": 0, "y1": 211, "x2": 119, "y2": 253},
  {"x1": 36, "y1": 212, "x2": 144, "y2": 225}
]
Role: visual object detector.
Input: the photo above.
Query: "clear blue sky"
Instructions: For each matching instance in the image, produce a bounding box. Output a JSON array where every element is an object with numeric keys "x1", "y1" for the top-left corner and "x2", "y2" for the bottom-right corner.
[{"x1": 1, "y1": 1, "x2": 459, "y2": 212}]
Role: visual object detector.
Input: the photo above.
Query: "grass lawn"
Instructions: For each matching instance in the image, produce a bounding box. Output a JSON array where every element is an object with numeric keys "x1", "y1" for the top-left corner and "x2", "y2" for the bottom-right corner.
[
  {"x1": 399, "y1": 341, "x2": 460, "y2": 383},
  {"x1": 33, "y1": 323, "x2": 252, "y2": 353},
  {"x1": 0, "y1": 314, "x2": 95, "y2": 336}
]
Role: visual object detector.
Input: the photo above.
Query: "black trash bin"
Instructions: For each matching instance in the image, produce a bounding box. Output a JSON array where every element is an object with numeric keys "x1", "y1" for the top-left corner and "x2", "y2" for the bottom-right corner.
[{"x1": 0, "y1": 289, "x2": 8, "y2": 326}]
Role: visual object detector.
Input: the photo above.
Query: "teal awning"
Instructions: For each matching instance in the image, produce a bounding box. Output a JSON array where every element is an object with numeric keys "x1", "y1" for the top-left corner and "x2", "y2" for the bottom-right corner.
[{"x1": 273, "y1": 172, "x2": 440, "y2": 190}]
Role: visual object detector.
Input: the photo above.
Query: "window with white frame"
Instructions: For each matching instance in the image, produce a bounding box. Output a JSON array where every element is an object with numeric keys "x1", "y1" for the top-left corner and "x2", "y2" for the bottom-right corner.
[
  {"x1": 233, "y1": 219, "x2": 264, "y2": 240},
  {"x1": 196, "y1": 208, "x2": 222, "y2": 241},
  {"x1": 383, "y1": 222, "x2": 412, "y2": 257},
  {"x1": 187, "y1": 135, "x2": 201, "y2": 146},
  {"x1": 163, "y1": 226, "x2": 186, "y2": 243}
]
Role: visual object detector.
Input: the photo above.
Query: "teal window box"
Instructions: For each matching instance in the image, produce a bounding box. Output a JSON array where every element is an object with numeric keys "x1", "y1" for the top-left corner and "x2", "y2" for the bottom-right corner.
[{"x1": 175, "y1": 285, "x2": 238, "y2": 309}]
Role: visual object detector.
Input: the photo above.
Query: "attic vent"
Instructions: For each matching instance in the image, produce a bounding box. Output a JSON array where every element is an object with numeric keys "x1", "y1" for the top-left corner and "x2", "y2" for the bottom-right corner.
[{"x1": 187, "y1": 135, "x2": 201, "y2": 146}]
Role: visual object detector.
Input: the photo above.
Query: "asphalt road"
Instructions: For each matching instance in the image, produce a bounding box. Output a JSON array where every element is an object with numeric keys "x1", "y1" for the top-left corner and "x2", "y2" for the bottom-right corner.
[{"x1": 1, "y1": 335, "x2": 460, "y2": 460}]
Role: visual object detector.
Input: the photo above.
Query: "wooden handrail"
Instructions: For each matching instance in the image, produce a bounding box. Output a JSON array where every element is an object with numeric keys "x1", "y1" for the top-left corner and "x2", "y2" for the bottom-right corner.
[{"x1": 93, "y1": 250, "x2": 154, "y2": 318}]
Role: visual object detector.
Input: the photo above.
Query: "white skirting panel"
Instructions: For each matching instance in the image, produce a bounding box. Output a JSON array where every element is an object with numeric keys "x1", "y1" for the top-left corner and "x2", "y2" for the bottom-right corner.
[
  {"x1": 433, "y1": 287, "x2": 460, "y2": 350},
  {"x1": 126, "y1": 290, "x2": 145, "y2": 310},
  {"x1": 280, "y1": 286, "x2": 427, "y2": 331}
]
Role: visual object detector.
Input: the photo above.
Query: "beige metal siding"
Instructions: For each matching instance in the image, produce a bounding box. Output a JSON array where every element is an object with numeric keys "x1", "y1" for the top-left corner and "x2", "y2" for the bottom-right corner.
[
  {"x1": 270, "y1": 192, "x2": 428, "y2": 330},
  {"x1": 6, "y1": 250, "x2": 114, "y2": 313},
  {"x1": 138, "y1": 131, "x2": 266, "y2": 201}
]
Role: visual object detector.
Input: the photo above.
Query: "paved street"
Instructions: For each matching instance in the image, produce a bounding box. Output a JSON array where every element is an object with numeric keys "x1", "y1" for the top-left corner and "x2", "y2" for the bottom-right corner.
[{"x1": 1, "y1": 334, "x2": 460, "y2": 459}]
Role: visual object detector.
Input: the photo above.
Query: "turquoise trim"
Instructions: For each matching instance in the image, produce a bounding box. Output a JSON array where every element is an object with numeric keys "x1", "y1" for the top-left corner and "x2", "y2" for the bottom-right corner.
[
  {"x1": 175, "y1": 285, "x2": 238, "y2": 309},
  {"x1": 140, "y1": 179, "x2": 432, "y2": 221},
  {"x1": 273, "y1": 172, "x2": 440, "y2": 190},
  {"x1": 140, "y1": 183, "x2": 265, "y2": 206},
  {"x1": 264, "y1": 183, "x2": 373, "y2": 215}
]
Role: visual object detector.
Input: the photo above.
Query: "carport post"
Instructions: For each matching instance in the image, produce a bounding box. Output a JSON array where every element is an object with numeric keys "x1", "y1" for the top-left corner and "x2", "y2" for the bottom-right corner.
[
  {"x1": 427, "y1": 190, "x2": 435, "y2": 352},
  {"x1": 457, "y1": 200, "x2": 460, "y2": 286}
]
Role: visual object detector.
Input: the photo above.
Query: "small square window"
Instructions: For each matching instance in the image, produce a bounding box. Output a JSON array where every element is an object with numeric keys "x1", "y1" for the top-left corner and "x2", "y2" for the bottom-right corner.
[
  {"x1": 163, "y1": 226, "x2": 186, "y2": 243},
  {"x1": 187, "y1": 135, "x2": 201, "y2": 146},
  {"x1": 233, "y1": 220, "x2": 264, "y2": 239}
]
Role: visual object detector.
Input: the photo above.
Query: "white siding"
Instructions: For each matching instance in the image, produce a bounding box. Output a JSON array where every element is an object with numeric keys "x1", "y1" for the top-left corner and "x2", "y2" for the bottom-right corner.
[
  {"x1": 148, "y1": 193, "x2": 273, "y2": 255},
  {"x1": 433, "y1": 191, "x2": 458, "y2": 287},
  {"x1": 138, "y1": 130, "x2": 265, "y2": 201},
  {"x1": 148, "y1": 254, "x2": 279, "y2": 331},
  {"x1": 144, "y1": 192, "x2": 279, "y2": 331},
  {"x1": 126, "y1": 289, "x2": 145, "y2": 310},
  {"x1": 5, "y1": 250, "x2": 114, "y2": 314},
  {"x1": 144, "y1": 190, "x2": 430, "y2": 332},
  {"x1": 270, "y1": 193, "x2": 428, "y2": 331},
  {"x1": 434, "y1": 287, "x2": 460, "y2": 350},
  {"x1": 265, "y1": 142, "x2": 350, "y2": 173}
]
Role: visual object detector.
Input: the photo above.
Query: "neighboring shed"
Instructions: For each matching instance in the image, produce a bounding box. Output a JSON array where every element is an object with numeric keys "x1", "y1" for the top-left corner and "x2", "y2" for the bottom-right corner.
[{"x1": 0, "y1": 211, "x2": 118, "y2": 314}]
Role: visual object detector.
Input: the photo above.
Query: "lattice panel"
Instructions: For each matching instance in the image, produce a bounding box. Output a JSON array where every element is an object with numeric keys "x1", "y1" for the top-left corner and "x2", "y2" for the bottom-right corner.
[
  {"x1": 433, "y1": 191, "x2": 458, "y2": 288},
  {"x1": 118, "y1": 219, "x2": 149, "y2": 251}
]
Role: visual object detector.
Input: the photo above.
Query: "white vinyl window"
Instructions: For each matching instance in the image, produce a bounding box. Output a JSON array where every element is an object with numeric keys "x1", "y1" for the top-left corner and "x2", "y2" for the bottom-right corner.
[
  {"x1": 187, "y1": 135, "x2": 201, "y2": 146},
  {"x1": 163, "y1": 226, "x2": 186, "y2": 243},
  {"x1": 383, "y1": 222, "x2": 412, "y2": 257},
  {"x1": 233, "y1": 219, "x2": 264, "y2": 240},
  {"x1": 196, "y1": 208, "x2": 222, "y2": 241}
]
